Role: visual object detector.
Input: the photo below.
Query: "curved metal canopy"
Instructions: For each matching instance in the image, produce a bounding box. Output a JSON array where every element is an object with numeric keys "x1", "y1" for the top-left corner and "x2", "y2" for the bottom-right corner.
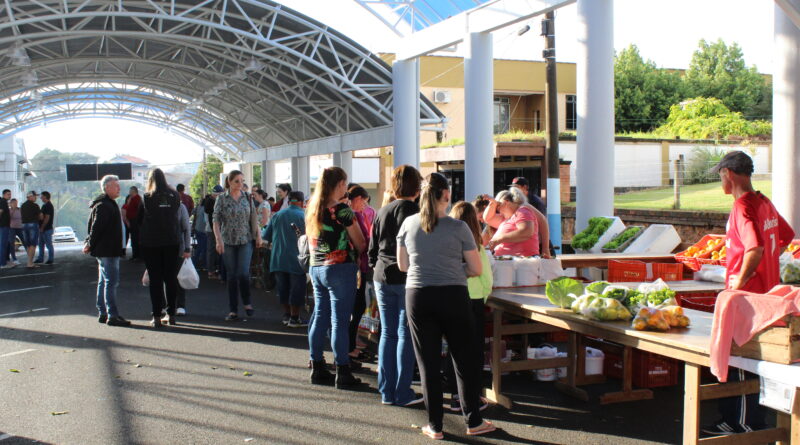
[{"x1": 0, "y1": 0, "x2": 444, "y2": 160}]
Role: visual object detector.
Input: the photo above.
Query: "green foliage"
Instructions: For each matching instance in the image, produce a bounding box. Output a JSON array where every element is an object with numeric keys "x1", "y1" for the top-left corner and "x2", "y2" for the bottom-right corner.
[
  {"x1": 603, "y1": 226, "x2": 642, "y2": 250},
  {"x1": 685, "y1": 39, "x2": 769, "y2": 119},
  {"x1": 571, "y1": 217, "x2": 613, "y2": 250},
  {"x1": 685, "y1": 146, "x2": 727, "y2": 185},
  {"x1": 189, "y1": 156, "x2": 223, "y2": 201},
  {"x1": 655, "y1": 97, "x2": 771, "y2": 140},
  {"x1": 545, "y1": 277, "x2": 584, "y2": 309},
  {"x1": 614, "y1": 45, "x2": 685, "y2": 132}
]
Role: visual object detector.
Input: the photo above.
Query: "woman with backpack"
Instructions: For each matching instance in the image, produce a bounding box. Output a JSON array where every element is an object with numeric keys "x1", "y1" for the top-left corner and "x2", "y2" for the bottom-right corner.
[
  {"x1": 306, "y1": 167, "x2": 365, "y2": 389},
  {"x1": 137, "y1": 168, "x2": 184, "y2": 328},
  {"x1": 213, "y1": 170, "x2": 262, "y2": 321}
]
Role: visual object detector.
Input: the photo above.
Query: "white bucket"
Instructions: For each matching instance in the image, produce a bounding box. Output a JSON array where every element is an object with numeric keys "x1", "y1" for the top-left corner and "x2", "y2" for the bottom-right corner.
[
  {"x1": 585, "y1": 347, "x2": 605, "y2": 376},
  {"x1": 528, "y1": 346, "x2": 558, "y2": 381}
]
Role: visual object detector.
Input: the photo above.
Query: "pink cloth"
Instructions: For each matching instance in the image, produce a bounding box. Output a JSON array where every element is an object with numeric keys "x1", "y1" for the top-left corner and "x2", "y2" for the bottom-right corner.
[{"x1": 709, "y1": 285, "x2": 800, "y2": 381}]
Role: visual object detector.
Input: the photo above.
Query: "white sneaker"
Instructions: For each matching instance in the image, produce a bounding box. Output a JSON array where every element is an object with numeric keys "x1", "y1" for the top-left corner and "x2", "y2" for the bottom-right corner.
[
  {"x1": 12, "y1": 260, "x2": 19, "y2": 265},
  {"x1": 176, "y1": 308, "x2": 186, "y2": 316},
  {"x1": 1, "y1": 263, "x2": 16, "y2": 269}
]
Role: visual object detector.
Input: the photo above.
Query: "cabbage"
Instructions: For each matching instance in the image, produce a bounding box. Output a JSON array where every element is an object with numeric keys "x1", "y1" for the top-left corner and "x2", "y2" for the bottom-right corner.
[
  {"x1": 585, "y1": 281, "x2": 611, "y2": 294},
  {"x1": 546, "y1": 277, "x2": 584, "y2": 309}
]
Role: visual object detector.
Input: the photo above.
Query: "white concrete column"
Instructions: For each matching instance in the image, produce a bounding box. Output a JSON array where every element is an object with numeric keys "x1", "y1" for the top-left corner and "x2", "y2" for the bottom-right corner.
[
  {"x1": 773, "y1": 3, "x2": 800, "y2": 231},
  {"x1": 261, "y1": 160, "x2": 276, "y2": 194},
  {"x1": 392, "y1": 58, "x2": 420, "y2": 168},
  {"x1": 333, "y1": 151, "x2": 353, "y2": 180},
  {"x1": 291, "y1": 156, "x2": 310, "y2": 194},
  {"x1": 242, "y1": 163, "x2": 254, "y2": 190},
  {"x1": 464, "y1": 32, "x2": 495, "y2": 201},
  {"x1": 574, "y1": 0, "x2": 615, "y2": 231}
]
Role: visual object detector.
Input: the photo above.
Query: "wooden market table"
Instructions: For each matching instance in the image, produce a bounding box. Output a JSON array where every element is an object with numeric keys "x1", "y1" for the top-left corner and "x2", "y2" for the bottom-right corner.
[{"x1": 486, "y1": 282, "x2": 799, "y2": 445}]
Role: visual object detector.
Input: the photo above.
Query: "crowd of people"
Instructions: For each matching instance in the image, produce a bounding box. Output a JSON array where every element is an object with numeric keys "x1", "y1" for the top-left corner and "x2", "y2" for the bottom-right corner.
[
  {"x1": 21, "y1": 163, "x2": 549, "y2": 440},
  {"x1": 0, "y1": 188, "x2": 56, "y2": 270}
]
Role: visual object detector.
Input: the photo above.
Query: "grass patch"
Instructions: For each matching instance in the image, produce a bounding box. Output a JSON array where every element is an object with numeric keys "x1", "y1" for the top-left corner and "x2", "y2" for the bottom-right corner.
[{"x1": 612, "y1": 180, "x2": 772, "y2": 212}]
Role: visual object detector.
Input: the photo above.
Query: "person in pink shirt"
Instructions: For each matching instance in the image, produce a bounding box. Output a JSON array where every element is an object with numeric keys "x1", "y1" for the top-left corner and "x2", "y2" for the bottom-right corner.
[
  {"x1": 482, "y1": 187, "x2": 539, "y2": 256},
  {"x1": 703, "y1": 150, "x2": 795, "y2": 437}
]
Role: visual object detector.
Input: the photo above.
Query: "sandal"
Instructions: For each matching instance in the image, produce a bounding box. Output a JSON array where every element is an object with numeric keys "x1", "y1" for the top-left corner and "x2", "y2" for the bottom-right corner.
[
  {"x1": 466, "y1": 420, "x2": 496, "y2": 436},
  {"x1": 421, "y1": 425, "x2": 443, "y2": 440}
]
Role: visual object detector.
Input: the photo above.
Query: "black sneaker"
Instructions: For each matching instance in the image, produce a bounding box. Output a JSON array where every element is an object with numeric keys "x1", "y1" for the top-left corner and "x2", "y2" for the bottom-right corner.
[
  {"x1": 225, "y1": 313, "x2": 239, "y2": 321},
  {"x1": 106, "y1": 316, "x2": 131, "y2": 327},
  {"x1": 44, "y1": 261, "x2": 53, "y2": 265},
  {"x1": 34, "y1": 259, "x2": 43, "y2": 264},
  {"x1": 400, "y1": 394, "x2": 424, "y2": 407},
  {"x1": 98, "y1": 314, "x2": 108, "y2": 324},
  {"x1": 287, "y1": 317, "x2": 308, "y2": 328},
  {"x1": 701, "y1": 422, "x2": 753, "y2": 437}
]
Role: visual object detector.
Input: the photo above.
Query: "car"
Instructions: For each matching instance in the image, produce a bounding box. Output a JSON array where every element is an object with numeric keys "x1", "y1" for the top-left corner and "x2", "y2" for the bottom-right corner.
[{"x1": 53, "y1": 226, "x2": 78, "y2": 243}]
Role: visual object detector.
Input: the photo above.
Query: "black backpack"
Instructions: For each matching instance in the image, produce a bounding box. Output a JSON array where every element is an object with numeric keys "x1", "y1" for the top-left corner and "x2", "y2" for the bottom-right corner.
[{"x1": 141, "y1": 190, "x2": 180, "y2": 246}]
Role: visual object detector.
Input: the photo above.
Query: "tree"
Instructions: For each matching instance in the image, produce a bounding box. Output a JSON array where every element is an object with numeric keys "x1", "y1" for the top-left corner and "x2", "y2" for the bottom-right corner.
[
  {"x1": 614, "y1": 44, "x2": 684, "y2": 132},
  {"x1": 685, "y1": 39, "x2": 767, "y2": 119},
  {"x1": 655, "y1": 97, "x2": 771, "y2": 140},
  {"x1": 189, "y1": 155, "x2": 223, "y2": 201}
]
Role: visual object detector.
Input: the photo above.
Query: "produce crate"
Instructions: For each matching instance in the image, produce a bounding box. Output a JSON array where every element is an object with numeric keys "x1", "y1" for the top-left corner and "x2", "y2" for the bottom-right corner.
[
  {"x1": 676, "y1": 292, "x2": 718, "y2": 313},
  {"x1": 675, "y1": 234, "x2": 726, "y2": 272},
  {"x1": 784, "y1": 238, "x2": 800, "y2": 259},
  {"x1": 601, "y1": 226, "x2": 645, "y2": 253},
  {"x1": 624, "y1": 224, "x2": 682, "y2": 254},
  {"x1": 574, "y1": 216, "x2": 626, "y2": 254},
  {"x1": 607, "y1": 260, "x2": 686, "y2": 283},
  {"x1": 730, "y1": 316, "x2": 800, "y2": 365},
  {"x1": 604, "y1": 350, "x2": 680, "y2": 388}
]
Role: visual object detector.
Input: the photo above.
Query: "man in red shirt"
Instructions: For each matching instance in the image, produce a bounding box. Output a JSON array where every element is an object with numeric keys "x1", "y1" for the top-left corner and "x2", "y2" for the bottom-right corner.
[
  {"x1": 176, "y1": 183, "x2": 194, "y2": 214},
  {"x1": 703, "y1": 150, "x2": 795, "y2": 437},
  {"x1": 121, "y1": 186, "x2": 142, "y2": 261}
]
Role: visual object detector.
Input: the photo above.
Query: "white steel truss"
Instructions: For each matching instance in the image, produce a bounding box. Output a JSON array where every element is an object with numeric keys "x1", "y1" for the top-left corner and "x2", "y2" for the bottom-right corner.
[{"x1": 0, "y1": 0, "x2": 444, "y2": 160}]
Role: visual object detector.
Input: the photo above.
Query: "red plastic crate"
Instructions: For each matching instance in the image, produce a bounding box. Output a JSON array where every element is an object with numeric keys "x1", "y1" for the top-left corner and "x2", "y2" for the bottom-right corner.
[
  {"x1": 604, "y1": 350, "x2": 680, "y2": 388},
  {"x1": 545, "y1": 331, "x2": 569, "y2": 343},
  {"x1": 675, "y1": 234, "x2": 726, "y2": 271},
  {"x1": 784, "y1": 238, "x2": 800, "y2": 258},
  {"x1": 608, "y1": 260, "x2": 686, "y2": 283},
  {"x1": 676, "y1": 292, "x2": 718, "y2": 313}
]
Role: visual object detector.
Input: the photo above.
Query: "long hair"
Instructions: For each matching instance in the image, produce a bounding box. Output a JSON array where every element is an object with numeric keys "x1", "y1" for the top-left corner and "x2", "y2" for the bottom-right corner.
[
  {"x1": 306, "y1": 166, "x2": 348, "y2": 238},
  {"x1": 419, "y1": 172, "x2": 449, "y2": 233},
  {"x1": 391, "y1": 165, "x2": 422, "y2": 199},
  {"x1": 449, "y1": 201, "x2": 482, "y2": 247},
  {"x1": 146, "y1": 168, "x2": 171, "y2": 195},
  {"x1": 224, "y1": 170, "x2": 243, "y2": 190}
]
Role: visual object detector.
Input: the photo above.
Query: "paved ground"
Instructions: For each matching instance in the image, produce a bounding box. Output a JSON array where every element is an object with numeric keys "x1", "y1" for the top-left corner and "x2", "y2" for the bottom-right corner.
[{"x1": 0, "y1": 245, "x2": 727, "y2": 444}]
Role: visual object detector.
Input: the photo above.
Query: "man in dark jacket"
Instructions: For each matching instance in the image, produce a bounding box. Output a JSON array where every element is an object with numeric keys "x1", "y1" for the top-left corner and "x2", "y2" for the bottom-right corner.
[{"x1": 83, "y1": 175, "x2": 130, "y2": 327}]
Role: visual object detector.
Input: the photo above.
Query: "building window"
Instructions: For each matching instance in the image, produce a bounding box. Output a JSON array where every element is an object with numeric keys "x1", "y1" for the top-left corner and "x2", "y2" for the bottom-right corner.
[
  {"x1": 493, "y1": 97, "x2": 510, "y2": 134},
  {"x1": 566, "y1": 95, "x2": 577, "y2": 131}
]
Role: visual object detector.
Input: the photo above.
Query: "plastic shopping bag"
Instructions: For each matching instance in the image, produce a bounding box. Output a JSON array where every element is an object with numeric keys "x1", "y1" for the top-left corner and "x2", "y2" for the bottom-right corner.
[
  {"x1": 538, "y1": 258, "x2": 564, "y2": 282},
  {"x1": 142, "y1": 269, "x2": 150, "y2": 287},
  {"x1": 177, "y1": 258, "x2": 200, "y2": 289}
]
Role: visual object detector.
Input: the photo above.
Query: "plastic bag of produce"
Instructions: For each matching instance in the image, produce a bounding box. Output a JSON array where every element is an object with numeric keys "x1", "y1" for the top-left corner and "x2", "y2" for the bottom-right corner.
[
  {"x1": 660, "y1": 305, "x2": 691, "y2": 328},
  {"x1": 780, "y1": 253, "x2": 800, "y2": 283},
  {"x1": 636, "y1": 278, "x2": 669, "y2": 295},
  {"x1": 546, "y1": 277, "x2": 584, "y2": 308},
  {"x1": 631, "y1": 307, "x2": 670, "y2": 331},
  {"x1": 571, "y1": 293, "x2": 598, "y2": 314},
  {"x1": 579, "y1": 297, "x2": 632, "y2": 321},
  {"x1": 601, "y1": 285, "x2": 631, "y2": 302}
]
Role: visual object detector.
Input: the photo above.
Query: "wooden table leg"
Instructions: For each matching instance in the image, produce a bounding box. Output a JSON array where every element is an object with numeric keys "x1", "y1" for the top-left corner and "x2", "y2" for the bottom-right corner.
[
  {"x1": 484, "y1": 307, "x2": 512, "y2": 409},
  {"x1": 683, "y1": 362, "x2": 701, "y2": 445},
  {"x1": 555, "y1": 331, "x2": 589, "y2": 401},
  {"x1": 599, "y1": 345, "x2": 652, "y2": 404},
  {"x1": 779, "y1": 387, "x2": 800, "y2": 445}
]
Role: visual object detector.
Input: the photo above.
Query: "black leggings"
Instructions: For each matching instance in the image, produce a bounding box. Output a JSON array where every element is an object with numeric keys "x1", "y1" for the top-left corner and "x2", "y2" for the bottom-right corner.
[
  {"x1": 348, "y1": 276, "x2": 368, "y2": 352},
  {"x1": 406, "y1": 285, "x2": 483, "y2": 430},
  {"x1": 143, "y1": 245, "x2": 179, "y2": 316},
  {"x1": 444, "y1": 298, "x2": 485, "y2": 394}
]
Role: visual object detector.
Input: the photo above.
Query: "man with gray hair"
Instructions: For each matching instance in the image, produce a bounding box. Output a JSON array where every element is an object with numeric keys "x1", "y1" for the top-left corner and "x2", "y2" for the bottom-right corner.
[{"x1": 83, "y1": 175, "x2": 130, "y2": 327}]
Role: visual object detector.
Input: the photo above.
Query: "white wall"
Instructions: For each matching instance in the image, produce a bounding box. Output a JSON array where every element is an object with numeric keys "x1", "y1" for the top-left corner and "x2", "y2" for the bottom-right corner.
[
  {"x1": 560, "y1": 141, "x2": 771, "y2": 188},
  {"x1": 0, "y1": 136, "x2": 26, "y2": 199}
]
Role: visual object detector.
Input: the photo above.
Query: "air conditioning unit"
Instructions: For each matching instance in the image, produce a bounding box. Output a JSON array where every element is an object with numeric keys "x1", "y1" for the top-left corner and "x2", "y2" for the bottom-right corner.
[{"x1": 433, "y1": 90, "x2": 451, "y2": 104}]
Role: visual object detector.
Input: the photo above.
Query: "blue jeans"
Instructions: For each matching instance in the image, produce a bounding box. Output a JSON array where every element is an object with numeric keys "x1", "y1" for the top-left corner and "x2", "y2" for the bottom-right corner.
[
  {"x1": 36, "y1": 229, "x2": 53, "y2": 262},
  {"x1": 374, "y1": 281, "x2": 417, "y2": 404},
  {"x1": 309, "y1": 263, "x2": 358, "y2": 366},
  {"x1": 21, "y1": 223, "x2": 38, "y2": 248},
  {"x1": 222, "y1": 242, "x2": 253, "y2": 313},
  {"x1": 193, "y1": 231, "x2": 207, "y2": 269},
  {"x1": 96, "y1": 257, "x2": 120, "y2": 317},
  {"x1": 275, "y1": 271, "x2": 306, "y2": 307},
  {"x1": 0, "y1": 227, "x2": 8, "y2": 266}
]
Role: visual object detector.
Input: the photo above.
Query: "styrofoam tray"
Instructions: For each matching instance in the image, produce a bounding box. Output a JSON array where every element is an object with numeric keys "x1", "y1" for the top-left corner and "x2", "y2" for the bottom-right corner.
[
  {"x1": 575, "y1": 216, "x2": 626, "y2": 254},
  {"x1": 624, "y1": 224, "x2": 682, "y2": 254}
]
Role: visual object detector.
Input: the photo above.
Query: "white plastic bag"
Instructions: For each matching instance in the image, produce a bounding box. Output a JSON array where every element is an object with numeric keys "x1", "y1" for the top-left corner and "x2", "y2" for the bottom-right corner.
[
  {"x1": 636, "y1": 278, "x2": 669, "y2": 295},
  {"x1": 694, "y1": 264, "x2": 726, "y2": 283},
  {"x1": 177, "y1": 258, "x2": 200, "y2": 289},
  {"x1": 142, "y1": 269, "x2": 149, "y2": 287},
  {"x1": 538, "y1": 258, "x2": 564, "y2": 282}
]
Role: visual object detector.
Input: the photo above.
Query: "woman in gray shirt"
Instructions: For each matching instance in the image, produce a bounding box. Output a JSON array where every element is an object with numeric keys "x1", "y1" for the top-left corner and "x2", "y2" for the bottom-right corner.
[{"x1": 397, "y1": 172, "x2": 496, "y2": 439}]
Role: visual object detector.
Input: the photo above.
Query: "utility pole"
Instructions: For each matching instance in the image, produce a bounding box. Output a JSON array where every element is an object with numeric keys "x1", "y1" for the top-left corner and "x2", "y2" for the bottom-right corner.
[
  {"x1": 542, "y1": 11, "x2": 562, "y2": 253},
  {"x1": 202, "y1": 147, "x2": 208, "y2": 197}
]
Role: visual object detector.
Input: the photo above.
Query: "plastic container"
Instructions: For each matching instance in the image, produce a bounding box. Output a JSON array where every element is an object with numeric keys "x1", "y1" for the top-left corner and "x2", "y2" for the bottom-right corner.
[
  {"x1": 675, "y1": 234, "x2": 726, "y2": 272},
  {"x1": 574, "y1": 216, "x2": 626, "y2": 254},
  {"x1": 514, "y1": 257, "x2": 539, "y2": 286},
  {"x1": 604, "y1": 350, "x2": 680, "y2": 388},
  {"x1": 585, "y1": 347, "x2": 604, "y2": 376},
  {"x1": 528, "y1": 346, "x2": 558, "y2": 381},
  {"x1": 556, "y1": 352, "x2": 568, "y2": 378},
  {"x1": 624, "y1": 224, "x2": 682, "y2": 254},
  {"x1": 676, "y1": 292, "x2": 719, "y2": 313},
  {"x1": 607, "y1": 260, "x2": 685, "y2": 283}
]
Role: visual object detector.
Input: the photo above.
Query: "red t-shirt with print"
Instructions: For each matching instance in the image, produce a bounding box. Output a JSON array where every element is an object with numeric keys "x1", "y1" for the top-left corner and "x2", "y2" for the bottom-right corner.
[{"x1": 725, "y1": 191, "x2": 794, "y2": 293}]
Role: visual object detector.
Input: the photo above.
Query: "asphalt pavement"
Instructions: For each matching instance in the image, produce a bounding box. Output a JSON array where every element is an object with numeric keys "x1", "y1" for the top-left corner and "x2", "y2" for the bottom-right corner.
[{"x1": 0, "y1": 244, "x2": 712, "y2": 444}]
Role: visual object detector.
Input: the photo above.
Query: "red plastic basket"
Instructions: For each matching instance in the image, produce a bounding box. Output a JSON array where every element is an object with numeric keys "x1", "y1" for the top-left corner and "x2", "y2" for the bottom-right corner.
[
  {"x1": 608, "y1": 260, "x2": 686, "y2": 283},
  {"x1": 675, "y1": 234, "x2": 726, "y2": 271},
  {"x1": 604, "y1": 350, "x2": 680, "y2": 388},
  {"x1": 676, "y1": 291, "x2": 718, "y2": 313},
  {"x1": 784, "y1": 238, "x2": 800, "y2": 258}
]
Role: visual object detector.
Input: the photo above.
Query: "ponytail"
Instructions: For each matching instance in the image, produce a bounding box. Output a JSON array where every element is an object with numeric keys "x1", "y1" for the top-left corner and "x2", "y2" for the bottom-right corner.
[{"x1": 419, "y1": 172, "x2": 449, "y2": 233}]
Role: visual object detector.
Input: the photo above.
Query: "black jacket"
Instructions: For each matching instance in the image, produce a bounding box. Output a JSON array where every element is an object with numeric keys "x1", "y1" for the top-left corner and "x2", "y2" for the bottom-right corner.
[
  {"x1": 86, "y1": 194, "x2": 125, "y2": 258},
  {"x1": 137, "y1": 190, "x2": 180, "y2": 247}
]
